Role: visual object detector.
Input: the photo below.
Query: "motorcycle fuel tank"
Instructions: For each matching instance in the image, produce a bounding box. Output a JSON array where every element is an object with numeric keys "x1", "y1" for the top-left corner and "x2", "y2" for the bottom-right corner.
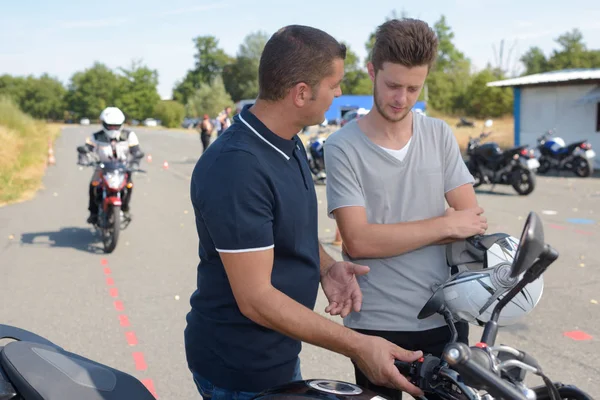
[{"x1": 473, "y1": 142, "x2": 503, "y2": 159}]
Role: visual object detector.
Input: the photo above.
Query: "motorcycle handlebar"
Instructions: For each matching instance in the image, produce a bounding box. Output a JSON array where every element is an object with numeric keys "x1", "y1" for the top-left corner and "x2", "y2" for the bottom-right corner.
[
  {"x1": 443, "y1": 342, "x2": 527, "y2": 399},
  {"x1": 395, "y1": 344, "x2": 528, "y2": 399}
]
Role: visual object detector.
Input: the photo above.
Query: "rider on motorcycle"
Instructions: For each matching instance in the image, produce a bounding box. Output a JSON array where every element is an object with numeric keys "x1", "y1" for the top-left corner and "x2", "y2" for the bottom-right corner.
[{"x1": 77, "y1": 106, "x2": 144, "y2": 224}]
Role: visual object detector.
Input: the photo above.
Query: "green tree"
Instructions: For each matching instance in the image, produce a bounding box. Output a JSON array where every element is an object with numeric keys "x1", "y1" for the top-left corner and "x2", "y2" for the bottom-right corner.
[
  {"x1": 173, "y1": 36, "x2": 233, "y2": 105},
  {"x1": 0, "y1": 75, "x2": 27, "y2": 104},
  {"x1": 463, "y1": 68, "x2": 513, "y2": 118},
  {"x1": 21, "y1": 74, "x2": 66, "y2": 120},
  {"x1": 340, "y1": 42, "x2": 372, "y2": 95},
  {"x1": 115, "y1": 60, "x2": 160, "y2": 121},
  {"x1": 426, "y1": 15, "x2": 472, "y2": 114},
  {"x1": 154, "y1": 100, "x2": 186, "y2": 128},
  {"x1": 186, "y1": 75, "x2": 233, "y2": 119},
  {"x1": 520, "y1": 29, "x2": 600, "y2": 75},
  {"x1": 222, "y1": 31, "x2": 269, "y2": 101},
  {"x1": 520, "y1": 47, "x2": 549, "y2": 75},
  {"x1": 66, "y1": 62, "x2": 121, "y2": 119},
  {"x1": 0, "y1": 74, "x2": 66, "y2": 120}
]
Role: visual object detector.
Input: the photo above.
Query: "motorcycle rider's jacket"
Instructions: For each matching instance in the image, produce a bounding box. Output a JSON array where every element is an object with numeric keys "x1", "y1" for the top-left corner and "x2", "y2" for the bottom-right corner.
[{"x1": 84, "y1": 129, "x2": 143, "y2": 163}]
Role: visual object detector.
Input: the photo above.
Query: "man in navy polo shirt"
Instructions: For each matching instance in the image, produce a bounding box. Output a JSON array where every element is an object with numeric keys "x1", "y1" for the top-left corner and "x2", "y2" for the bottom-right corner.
[{"x1": 184, "y1": 25, "x2": 424, "y2": 400}]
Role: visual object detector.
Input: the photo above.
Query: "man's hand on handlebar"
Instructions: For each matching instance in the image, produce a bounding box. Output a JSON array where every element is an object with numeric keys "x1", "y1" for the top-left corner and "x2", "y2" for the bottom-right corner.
[{"x1": 352, "y1": 335, "x2": 425, "y2": 397}]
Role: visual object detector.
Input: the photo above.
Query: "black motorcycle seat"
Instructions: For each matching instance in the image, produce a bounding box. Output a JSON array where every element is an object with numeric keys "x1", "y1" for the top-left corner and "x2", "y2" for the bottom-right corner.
[{"x1": 0, "y1": 340, "x2": 155, "y2": 400}]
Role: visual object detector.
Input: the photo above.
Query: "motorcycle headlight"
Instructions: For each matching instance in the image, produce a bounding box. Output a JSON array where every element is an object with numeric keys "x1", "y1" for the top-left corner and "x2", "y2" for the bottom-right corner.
[{"x1": 105, "y1": 172, "x2": 125, "y2": 189}]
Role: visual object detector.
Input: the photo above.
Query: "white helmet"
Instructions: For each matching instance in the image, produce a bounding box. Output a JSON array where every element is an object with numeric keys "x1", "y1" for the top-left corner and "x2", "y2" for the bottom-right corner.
[
  {"x1": 99, "y1": 107, "x2": 126, "y2": 140},
  {"x1": 437, "y1": 233, "x2": 543, "y2": 327}
]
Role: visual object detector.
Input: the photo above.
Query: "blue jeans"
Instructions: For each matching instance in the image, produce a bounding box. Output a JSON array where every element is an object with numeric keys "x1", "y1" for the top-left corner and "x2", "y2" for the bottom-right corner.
[{"x1": 192, "y1": 358, "x2": 302, "y2": 400}]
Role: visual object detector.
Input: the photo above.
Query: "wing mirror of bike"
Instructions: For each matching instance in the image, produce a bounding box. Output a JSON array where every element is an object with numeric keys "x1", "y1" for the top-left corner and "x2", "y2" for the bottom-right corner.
[
  {"x1": 418, "y1": 287, "x2": 459, "y2": 343},
  {"x1": 510, "y1": 211, "x2": 545, "y2": 279},
  {"x1": 481, "y1": 211, "x2": 558, "y2": 346}
]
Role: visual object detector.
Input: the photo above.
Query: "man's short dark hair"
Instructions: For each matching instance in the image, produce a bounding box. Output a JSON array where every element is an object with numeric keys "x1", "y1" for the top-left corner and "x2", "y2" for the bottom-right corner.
[
  {"x1": 371, "y1": 18, "x2": 438, "y2": 72},
  {"x1": 258, "y1": 25, "x2": 347, "y2": 101}
]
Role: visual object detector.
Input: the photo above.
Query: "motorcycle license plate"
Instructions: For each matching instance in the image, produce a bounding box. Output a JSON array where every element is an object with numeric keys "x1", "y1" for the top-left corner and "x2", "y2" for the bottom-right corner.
[
  {"x1": 585, "y1": 149, "x2": 596, "y2": 159},
  {"x1": 527, "y1": 159, "x2": 540, "y2": 169}
]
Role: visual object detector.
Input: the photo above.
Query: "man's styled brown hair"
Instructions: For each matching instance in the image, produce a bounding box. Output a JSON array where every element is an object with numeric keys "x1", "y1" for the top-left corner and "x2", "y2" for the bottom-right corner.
[
  {"x1": 371, "y1": 18, "x2": 438, "y2": 72},
  {"x1": 258, "y1": 25, "x2": 347, "y2": 101}
]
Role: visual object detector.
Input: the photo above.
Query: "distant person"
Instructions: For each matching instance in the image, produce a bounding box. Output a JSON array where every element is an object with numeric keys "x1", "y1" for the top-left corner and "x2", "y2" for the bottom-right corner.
[
  {"x1": 198, "y1": 114, "x2": 213, "y2": 153},
  {"x1": 184, "y1": 24, "x2": 424, "y2": 400},
  {"x1": 217, "y1": 106, "x2": 232, "y2": 136}
]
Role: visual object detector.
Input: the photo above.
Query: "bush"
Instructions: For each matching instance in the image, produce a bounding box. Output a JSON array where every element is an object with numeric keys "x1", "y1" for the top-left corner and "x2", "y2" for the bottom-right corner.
[{"x1": 154, "y1": 100, "x2": 186, "y2": 128}]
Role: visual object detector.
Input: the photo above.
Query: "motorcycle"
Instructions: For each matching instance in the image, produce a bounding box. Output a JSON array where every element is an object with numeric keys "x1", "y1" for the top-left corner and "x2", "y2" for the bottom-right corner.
[
  {"x1": 0, "y1": 213, "x2": 593, "y2": 399},
  {"x1": 457, "y1": 117, "x2": 475, "y2": 128},
  {"x1": 534, "y1": 130, "x2": 595, "y2": 177},
  {"x1": 77, "y1": 143, "x2": 143, "y2": 253},
  {"x1": 306, "y1": 135, "x2": 327, "y2": 184},
  {"x1": 466, "y1": 120, "x2": 539, "y2": 196}
]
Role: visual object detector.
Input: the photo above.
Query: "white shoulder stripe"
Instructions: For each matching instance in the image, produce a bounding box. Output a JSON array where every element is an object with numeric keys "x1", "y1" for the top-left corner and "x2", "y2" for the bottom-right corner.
[
  {"x1": 238, "y1": 114, "x2": 290, "y2": 161},
  {"x1": 216, "y1": 245, "x2": 274, "y2": 253}
]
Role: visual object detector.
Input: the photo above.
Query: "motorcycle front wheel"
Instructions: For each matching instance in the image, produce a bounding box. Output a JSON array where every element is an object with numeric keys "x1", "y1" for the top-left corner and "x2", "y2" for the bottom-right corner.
[
  {"x1": 512, "y1": 167, "x2": 536, "y2": 195},
  {"x1": 102, "y1": 206, "x2": 121, "y2": 253}
]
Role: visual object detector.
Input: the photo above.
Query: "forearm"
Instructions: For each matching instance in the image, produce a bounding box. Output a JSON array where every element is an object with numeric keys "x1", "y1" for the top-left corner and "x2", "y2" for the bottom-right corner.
[
  {"x1": 319, "y1": 243, "x2": 336, "y2": 277},
  {"x1": 343, "y1": 217, "x2": 451, "y2": 259},
  {"x1": 245, "y1": 286, "x2": 360, "y2": 359}
]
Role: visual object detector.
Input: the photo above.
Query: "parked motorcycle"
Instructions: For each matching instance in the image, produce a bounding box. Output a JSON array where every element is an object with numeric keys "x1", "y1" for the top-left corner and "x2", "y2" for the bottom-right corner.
[
  {"x1": 306, "y1": 135, "x2": 326, "y2": 184},
  {"x1": 0, "y1": 213, "x2": 593, "y2": 399},
  {"x1": 535, "y1": 130, "x2": 595, "y2": 177},
  {"x1": 77, "y1": 145, "x2": 143, "y2": 253},
  {"x1": 456, "y1": 117, "x2": 475, "y2": 128},
  {"x1": 466, "y1": 120, "x2": 539, "y2": 196}
]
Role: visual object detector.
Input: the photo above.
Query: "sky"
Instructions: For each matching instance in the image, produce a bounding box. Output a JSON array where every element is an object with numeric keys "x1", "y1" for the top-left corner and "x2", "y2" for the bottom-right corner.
[{"x1": 1, "y1": 0, "x2": 599, "y2": 100}]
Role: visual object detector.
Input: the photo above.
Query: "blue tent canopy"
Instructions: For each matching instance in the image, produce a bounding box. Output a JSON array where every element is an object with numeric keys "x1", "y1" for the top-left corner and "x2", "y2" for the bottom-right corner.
[{"x1": 324, "y1": 95, "x2": 426, "y2": 123}]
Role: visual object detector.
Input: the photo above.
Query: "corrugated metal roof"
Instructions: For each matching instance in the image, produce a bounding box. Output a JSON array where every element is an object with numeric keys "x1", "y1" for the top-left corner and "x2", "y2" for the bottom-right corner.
[{"x1": 487, "y1": 68, "x2": 600, "y2": 87}]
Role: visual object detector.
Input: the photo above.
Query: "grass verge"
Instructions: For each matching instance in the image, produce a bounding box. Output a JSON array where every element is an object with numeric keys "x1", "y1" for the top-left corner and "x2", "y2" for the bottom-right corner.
[{"x1": 0, "y1": 97, "x2": 62, "y2": 207}]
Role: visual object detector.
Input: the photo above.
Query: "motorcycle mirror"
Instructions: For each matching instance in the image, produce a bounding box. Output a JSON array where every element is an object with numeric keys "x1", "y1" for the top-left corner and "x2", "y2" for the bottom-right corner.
[
  {"x1": 418, "y1": 288, "x2": 446, "y2": 320},
  {"x1": 484, "y1": 119, "x2": 493, "y2": 128},
  {"x1": 510, "y1": 212, "x2": 545, "y2": 278}
]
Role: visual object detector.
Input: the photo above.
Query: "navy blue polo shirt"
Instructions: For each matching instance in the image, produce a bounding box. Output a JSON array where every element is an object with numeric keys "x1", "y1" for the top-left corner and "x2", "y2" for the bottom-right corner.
[{"x1": 184, "y1": 105, "x2": 320, "y2": 392}]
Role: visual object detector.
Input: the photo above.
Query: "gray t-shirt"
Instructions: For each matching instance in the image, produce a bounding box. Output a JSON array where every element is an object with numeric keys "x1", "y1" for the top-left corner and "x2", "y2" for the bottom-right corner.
[{"x1": 324, "y1": 112, "x2": 474, "y2": 331}]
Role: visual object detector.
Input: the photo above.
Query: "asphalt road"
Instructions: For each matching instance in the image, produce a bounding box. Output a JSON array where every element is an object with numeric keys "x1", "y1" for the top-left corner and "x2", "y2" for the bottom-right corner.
[{"x1": 0, "y1": 125, "x2": 598, "y2": 399}]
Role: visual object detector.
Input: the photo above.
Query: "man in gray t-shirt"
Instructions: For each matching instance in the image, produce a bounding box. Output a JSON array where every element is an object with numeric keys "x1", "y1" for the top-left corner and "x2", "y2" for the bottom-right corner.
[{"x1": 324, "y1": 18, "x2": 488, "y2": 400}]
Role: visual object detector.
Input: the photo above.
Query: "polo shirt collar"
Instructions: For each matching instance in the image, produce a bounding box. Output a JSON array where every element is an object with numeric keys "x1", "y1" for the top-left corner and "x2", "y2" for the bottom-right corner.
[{"x1": 236, "y1": 104, "x2": 297, "y2": 161}]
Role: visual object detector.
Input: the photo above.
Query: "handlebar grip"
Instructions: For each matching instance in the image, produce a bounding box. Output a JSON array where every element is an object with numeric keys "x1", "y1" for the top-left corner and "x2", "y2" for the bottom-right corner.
[
  {"x1": 394, "y1": 360, "x2": 413, "y2": 377},
  {"x1": 443, "y1": 342, "x2": 527, "y2": 400}
]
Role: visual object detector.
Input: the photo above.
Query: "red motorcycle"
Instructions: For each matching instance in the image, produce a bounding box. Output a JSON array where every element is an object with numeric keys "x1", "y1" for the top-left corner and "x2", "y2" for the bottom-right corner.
[{"x1": 78, "y1": 144, "x2": 143, "y2": 253}]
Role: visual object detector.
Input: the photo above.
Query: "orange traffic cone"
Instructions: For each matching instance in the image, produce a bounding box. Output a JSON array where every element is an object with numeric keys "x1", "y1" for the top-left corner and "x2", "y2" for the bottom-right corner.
[
  {"x1": 163, "y1": 161, "x2": 169, "y2": 170},
  {"x1": 47, "y1": 139, "x2": 56, "y2": 166},
  {"x1": 147, "y1": 154, "x2": 153, "y2": 163}
]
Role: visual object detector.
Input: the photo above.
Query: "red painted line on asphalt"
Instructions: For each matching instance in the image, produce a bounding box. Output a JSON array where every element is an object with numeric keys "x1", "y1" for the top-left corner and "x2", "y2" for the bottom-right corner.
[
  {"x1": 549, "y1": 224, "x2": 567, "y2": 230},
  {"x1": 133, "y1": 352, "x2": 148, "y2": 370},
  {"x1": 125, "y1": 331, "x2": 138, "y2": 346},
  {"x1": 119, "y1": 314, "x2": 130, "y2": 327},
  {"x1": 141, "y1": 379, "x2": 158, "y2": 399},
  {"x1": 101, "y1": 259, "x2": 158, "y2": 398},
  {"x1": 564, "y1": 330, "x2": 593, "y2": 341},
  {"x1": 574, "y1": 229, "x2": 594, "y2": 236}
]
